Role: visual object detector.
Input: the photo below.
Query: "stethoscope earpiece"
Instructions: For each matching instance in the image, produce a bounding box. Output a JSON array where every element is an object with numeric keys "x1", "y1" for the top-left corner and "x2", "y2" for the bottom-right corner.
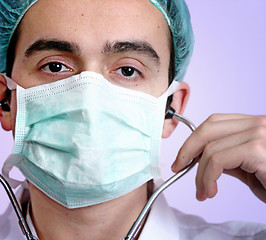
[
  {"x1": 165, "y1": 106, "x2": 176, "y2": 119},
  {"x1": 0, "y1": 98, "x2": 10, "y2": 111}
]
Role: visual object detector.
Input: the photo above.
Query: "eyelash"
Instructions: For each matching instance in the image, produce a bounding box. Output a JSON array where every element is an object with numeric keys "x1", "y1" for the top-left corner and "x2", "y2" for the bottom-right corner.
[
  {"x1": 40, "y1": 62, "x2": 72, "y2": 74},
  {"x1": 39, "y1": 60, "x2": 145, "y2": 81},
  {"x1": 115, "y1": 66, "x2": 143, "y2": 79}
]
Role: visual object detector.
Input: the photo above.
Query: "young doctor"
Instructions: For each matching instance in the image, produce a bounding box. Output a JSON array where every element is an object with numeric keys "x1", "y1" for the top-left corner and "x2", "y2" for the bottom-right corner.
[{"x1": 0, "y1": 0, "x2": 265, "y2": 239}]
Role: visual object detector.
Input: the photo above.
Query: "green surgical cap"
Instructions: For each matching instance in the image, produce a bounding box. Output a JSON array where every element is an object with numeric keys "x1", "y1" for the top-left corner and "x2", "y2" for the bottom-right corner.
[
  {"x1": 0, "y1": 0, "x2": 194, "y2": 82},
  {"x1": 150, "y1": 0, "x2": 194, "y2": 82},
  {"x1": 0, "y1": 0, "x2": 38, "y2": 73}
]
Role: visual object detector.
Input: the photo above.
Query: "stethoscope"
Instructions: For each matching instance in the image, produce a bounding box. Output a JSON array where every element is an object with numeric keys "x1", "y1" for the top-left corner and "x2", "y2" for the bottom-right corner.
[{"x1": 0, "y1": 105, "x2": 197, "y2": 240}]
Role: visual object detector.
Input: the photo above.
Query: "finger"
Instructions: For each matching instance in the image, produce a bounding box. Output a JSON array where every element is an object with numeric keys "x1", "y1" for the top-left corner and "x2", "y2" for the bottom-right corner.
[
  {"x1": 195, "y1": 159, "x2": 208, "y2": 201},
  {"x1": 200, "y1": 113, "x2": 253, "y2": 122},
  {"x1": 203, "y1": 139, "x2": 266, "y2": 199},
  {"x1": 172, "y1": 116, "x2": 266, "y2": 172},
  {"x1": 195, "y1": 127, "x2": 255, "y2": 200}
]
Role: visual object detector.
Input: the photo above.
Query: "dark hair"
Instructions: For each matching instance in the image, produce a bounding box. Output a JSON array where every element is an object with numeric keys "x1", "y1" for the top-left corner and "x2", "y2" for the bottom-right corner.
[
  {"x1": 167, "y1": 30, "x2": 176, "y2": 108},
  {"x1": 4, "y1": 26, "x2": 20, "y2": 101},
  {"x1": 6, "y1": 25, "x2": 20, "y2": 78}
]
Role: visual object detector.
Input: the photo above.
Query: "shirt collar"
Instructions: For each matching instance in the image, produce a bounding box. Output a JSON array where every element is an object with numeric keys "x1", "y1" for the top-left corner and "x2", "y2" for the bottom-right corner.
[{"x1": 25, "y1": 179, "x2": 180, "y2": 240}]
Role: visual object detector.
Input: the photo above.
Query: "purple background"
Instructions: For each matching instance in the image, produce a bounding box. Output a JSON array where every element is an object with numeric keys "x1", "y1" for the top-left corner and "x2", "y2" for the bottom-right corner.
[{"x1": 1, "y1": 0, "x2": 266, "y2": 224}]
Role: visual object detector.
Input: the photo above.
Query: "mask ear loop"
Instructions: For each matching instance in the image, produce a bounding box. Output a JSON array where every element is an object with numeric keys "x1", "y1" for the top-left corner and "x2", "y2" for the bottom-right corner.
[
  {"x1": 0, "y1": 74, "x2": 15, "y2": 112},
  {"x1": 1, "y1": 74, "x2": 17, "y2": 90},
  {"x1": 122, "y1": 107, "x2": 198, "y2": 240}
]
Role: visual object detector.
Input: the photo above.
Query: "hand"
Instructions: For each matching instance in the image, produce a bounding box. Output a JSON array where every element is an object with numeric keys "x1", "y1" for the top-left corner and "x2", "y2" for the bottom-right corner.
[{"x1": 171, "y1": 114, "x2": 266, "y2": 203}]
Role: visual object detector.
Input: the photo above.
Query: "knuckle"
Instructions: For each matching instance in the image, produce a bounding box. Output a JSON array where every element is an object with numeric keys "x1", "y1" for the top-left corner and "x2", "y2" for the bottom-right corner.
[
  {"x1": 207, "y1": 113, "x2": 221, "y2": 122},
  {"x1": 248, "y1": 139, "x2": 266, "y2": 157},
  {"x1": 253, "y1": 116, "x2": 266, "y2": 127},
  {"x1": 252, "y1": 126, "x2": 266, "y2": 139},
  {"x1": 209, "y1": 152, "x2": 222, "y2": 169},
  {"x1": 203, "y1": 142, "x2": 216, "y2": 159},
  {"x1": 197, "y1": 121, "x2": 213, "y2": 141}
]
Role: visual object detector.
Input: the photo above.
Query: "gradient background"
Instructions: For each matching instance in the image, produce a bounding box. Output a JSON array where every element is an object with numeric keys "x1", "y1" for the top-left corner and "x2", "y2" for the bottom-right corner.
[{"x1": 0, "y1": 0, "x2": 266, "y2": 224}]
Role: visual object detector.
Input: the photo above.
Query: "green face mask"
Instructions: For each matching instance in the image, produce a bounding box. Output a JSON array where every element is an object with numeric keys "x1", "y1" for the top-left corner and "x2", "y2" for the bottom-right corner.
[{"x1": 3, "y1": 71, "x2": 174, "y2": 208}]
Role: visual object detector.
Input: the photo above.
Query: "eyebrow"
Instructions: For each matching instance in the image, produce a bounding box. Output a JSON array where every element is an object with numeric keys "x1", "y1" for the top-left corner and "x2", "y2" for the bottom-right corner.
[
  {"x1": 24, "y1": 39, "x2": 160, "y2": 66},
  {"x1": 25, "y1": 39, "x2": 81, "y2": 57},
  {"x1": 102, "y1": 40, "x2": 160, "y2": 65}
]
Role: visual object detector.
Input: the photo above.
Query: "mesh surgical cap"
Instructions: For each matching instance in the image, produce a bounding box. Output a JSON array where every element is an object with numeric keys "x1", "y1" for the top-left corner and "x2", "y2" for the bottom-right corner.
[{"x1": 0, "y1": 0, "x2": 194, "y2": 83}]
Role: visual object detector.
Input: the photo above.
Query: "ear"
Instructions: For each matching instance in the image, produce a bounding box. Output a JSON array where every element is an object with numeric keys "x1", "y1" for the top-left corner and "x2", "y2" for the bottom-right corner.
[
  {"x1": 162, "y1": 82, "x2": 190, "y2": 138},
  {"x1": 0, "y1": 74, "x2": 12, "y2": 131}
]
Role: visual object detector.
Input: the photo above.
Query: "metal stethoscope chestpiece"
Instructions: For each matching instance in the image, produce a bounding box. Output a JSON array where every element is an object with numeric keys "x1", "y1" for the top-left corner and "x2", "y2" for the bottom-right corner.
[{"x1": 0, "y1": 107, "x2": 197, "y2": 240}]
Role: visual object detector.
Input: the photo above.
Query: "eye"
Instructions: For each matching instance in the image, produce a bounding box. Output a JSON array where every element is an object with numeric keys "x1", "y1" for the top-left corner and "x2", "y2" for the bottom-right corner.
[
  {"x1": 41, "y1": 62, "x2": 71, "y2": 73},
  {"x1": 116, "y1": 66, "x2": 141, "y2": 78}
]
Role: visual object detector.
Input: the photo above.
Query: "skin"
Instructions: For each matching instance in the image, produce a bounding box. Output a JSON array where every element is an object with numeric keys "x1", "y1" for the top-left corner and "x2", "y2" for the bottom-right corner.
[
  {"x1": 0, "y1": 0, "x2": 265, "y2": 239},
  {"x1": 0, "y1": 0, "x2": 188, "y2": 239},
  {"x1": 172, "y1": 114, "x2": 266, "y2": 203}
]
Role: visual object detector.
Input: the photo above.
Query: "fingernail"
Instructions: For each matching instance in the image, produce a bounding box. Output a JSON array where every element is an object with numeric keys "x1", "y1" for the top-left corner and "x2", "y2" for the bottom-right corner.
[
  {"x1": 171, "y1": 164, "x2": 177, "y2": 173},
  {"x1": 196, "y1": 189, "x2": 207, "y2": 201}
]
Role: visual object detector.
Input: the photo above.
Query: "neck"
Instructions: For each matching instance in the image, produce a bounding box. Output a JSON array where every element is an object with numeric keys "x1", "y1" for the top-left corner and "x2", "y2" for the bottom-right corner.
[{"x1": 29, "y1": 183, "x2": 148, "y2": 240}]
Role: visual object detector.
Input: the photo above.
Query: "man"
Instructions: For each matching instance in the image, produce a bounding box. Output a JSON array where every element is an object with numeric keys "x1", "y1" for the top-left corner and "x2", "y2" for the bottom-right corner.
[{"x1": 0, "y1": 0, "x2": 265, "y2": 239}]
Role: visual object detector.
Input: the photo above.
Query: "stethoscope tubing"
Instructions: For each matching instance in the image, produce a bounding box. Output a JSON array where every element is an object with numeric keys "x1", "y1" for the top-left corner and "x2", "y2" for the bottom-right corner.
[
  {"x1": 122, "y1": 110, "x2": 197, "y2": 240},
  {"x1": 0, "y1": 174, "x2": 37, "y2": 240}
]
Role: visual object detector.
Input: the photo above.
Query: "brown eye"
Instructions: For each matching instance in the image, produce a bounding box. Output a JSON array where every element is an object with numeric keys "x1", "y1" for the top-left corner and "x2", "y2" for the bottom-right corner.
[
  {"x1": 116, "y1": 66, "x2": 141, "y2": 78},
  {"x1": 121, "y1": 67, "x2": 135, "y2": 77},
  {"x1": 41, "y1": 62, "x2": 69, "y2": 73},
  {"x1": 48, "y1": 62, "x2": 63, "y2": 72}
]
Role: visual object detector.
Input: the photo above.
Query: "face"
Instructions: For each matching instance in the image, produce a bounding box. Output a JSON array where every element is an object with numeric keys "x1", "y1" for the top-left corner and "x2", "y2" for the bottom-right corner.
[{"x1": 9, "y1": 0, "x2": 171, "y2": 130}]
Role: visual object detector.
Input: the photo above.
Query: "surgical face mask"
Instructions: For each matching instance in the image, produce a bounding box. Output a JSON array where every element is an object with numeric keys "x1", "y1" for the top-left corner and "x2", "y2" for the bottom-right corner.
[{"x1": 3, "y1": 71, "x2": 176, "y2": 208}]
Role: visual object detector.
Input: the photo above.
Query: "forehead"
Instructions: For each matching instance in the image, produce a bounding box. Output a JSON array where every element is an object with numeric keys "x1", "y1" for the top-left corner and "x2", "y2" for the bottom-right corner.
[{"x1": 18, "y1": 0, "x2": 170, "y2": 49}]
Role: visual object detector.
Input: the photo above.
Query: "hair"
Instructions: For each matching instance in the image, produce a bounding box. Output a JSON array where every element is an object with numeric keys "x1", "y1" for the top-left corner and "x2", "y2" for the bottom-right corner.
[
  {"x1": 167, "y1": 29, "x2": 175, "y2": 108},
  {"x1": 4, "y1": 26, "x2": 20, "y2": 101},
  {"x1": 6, "y1": 25, "x2": 20, "y2": 78}
]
